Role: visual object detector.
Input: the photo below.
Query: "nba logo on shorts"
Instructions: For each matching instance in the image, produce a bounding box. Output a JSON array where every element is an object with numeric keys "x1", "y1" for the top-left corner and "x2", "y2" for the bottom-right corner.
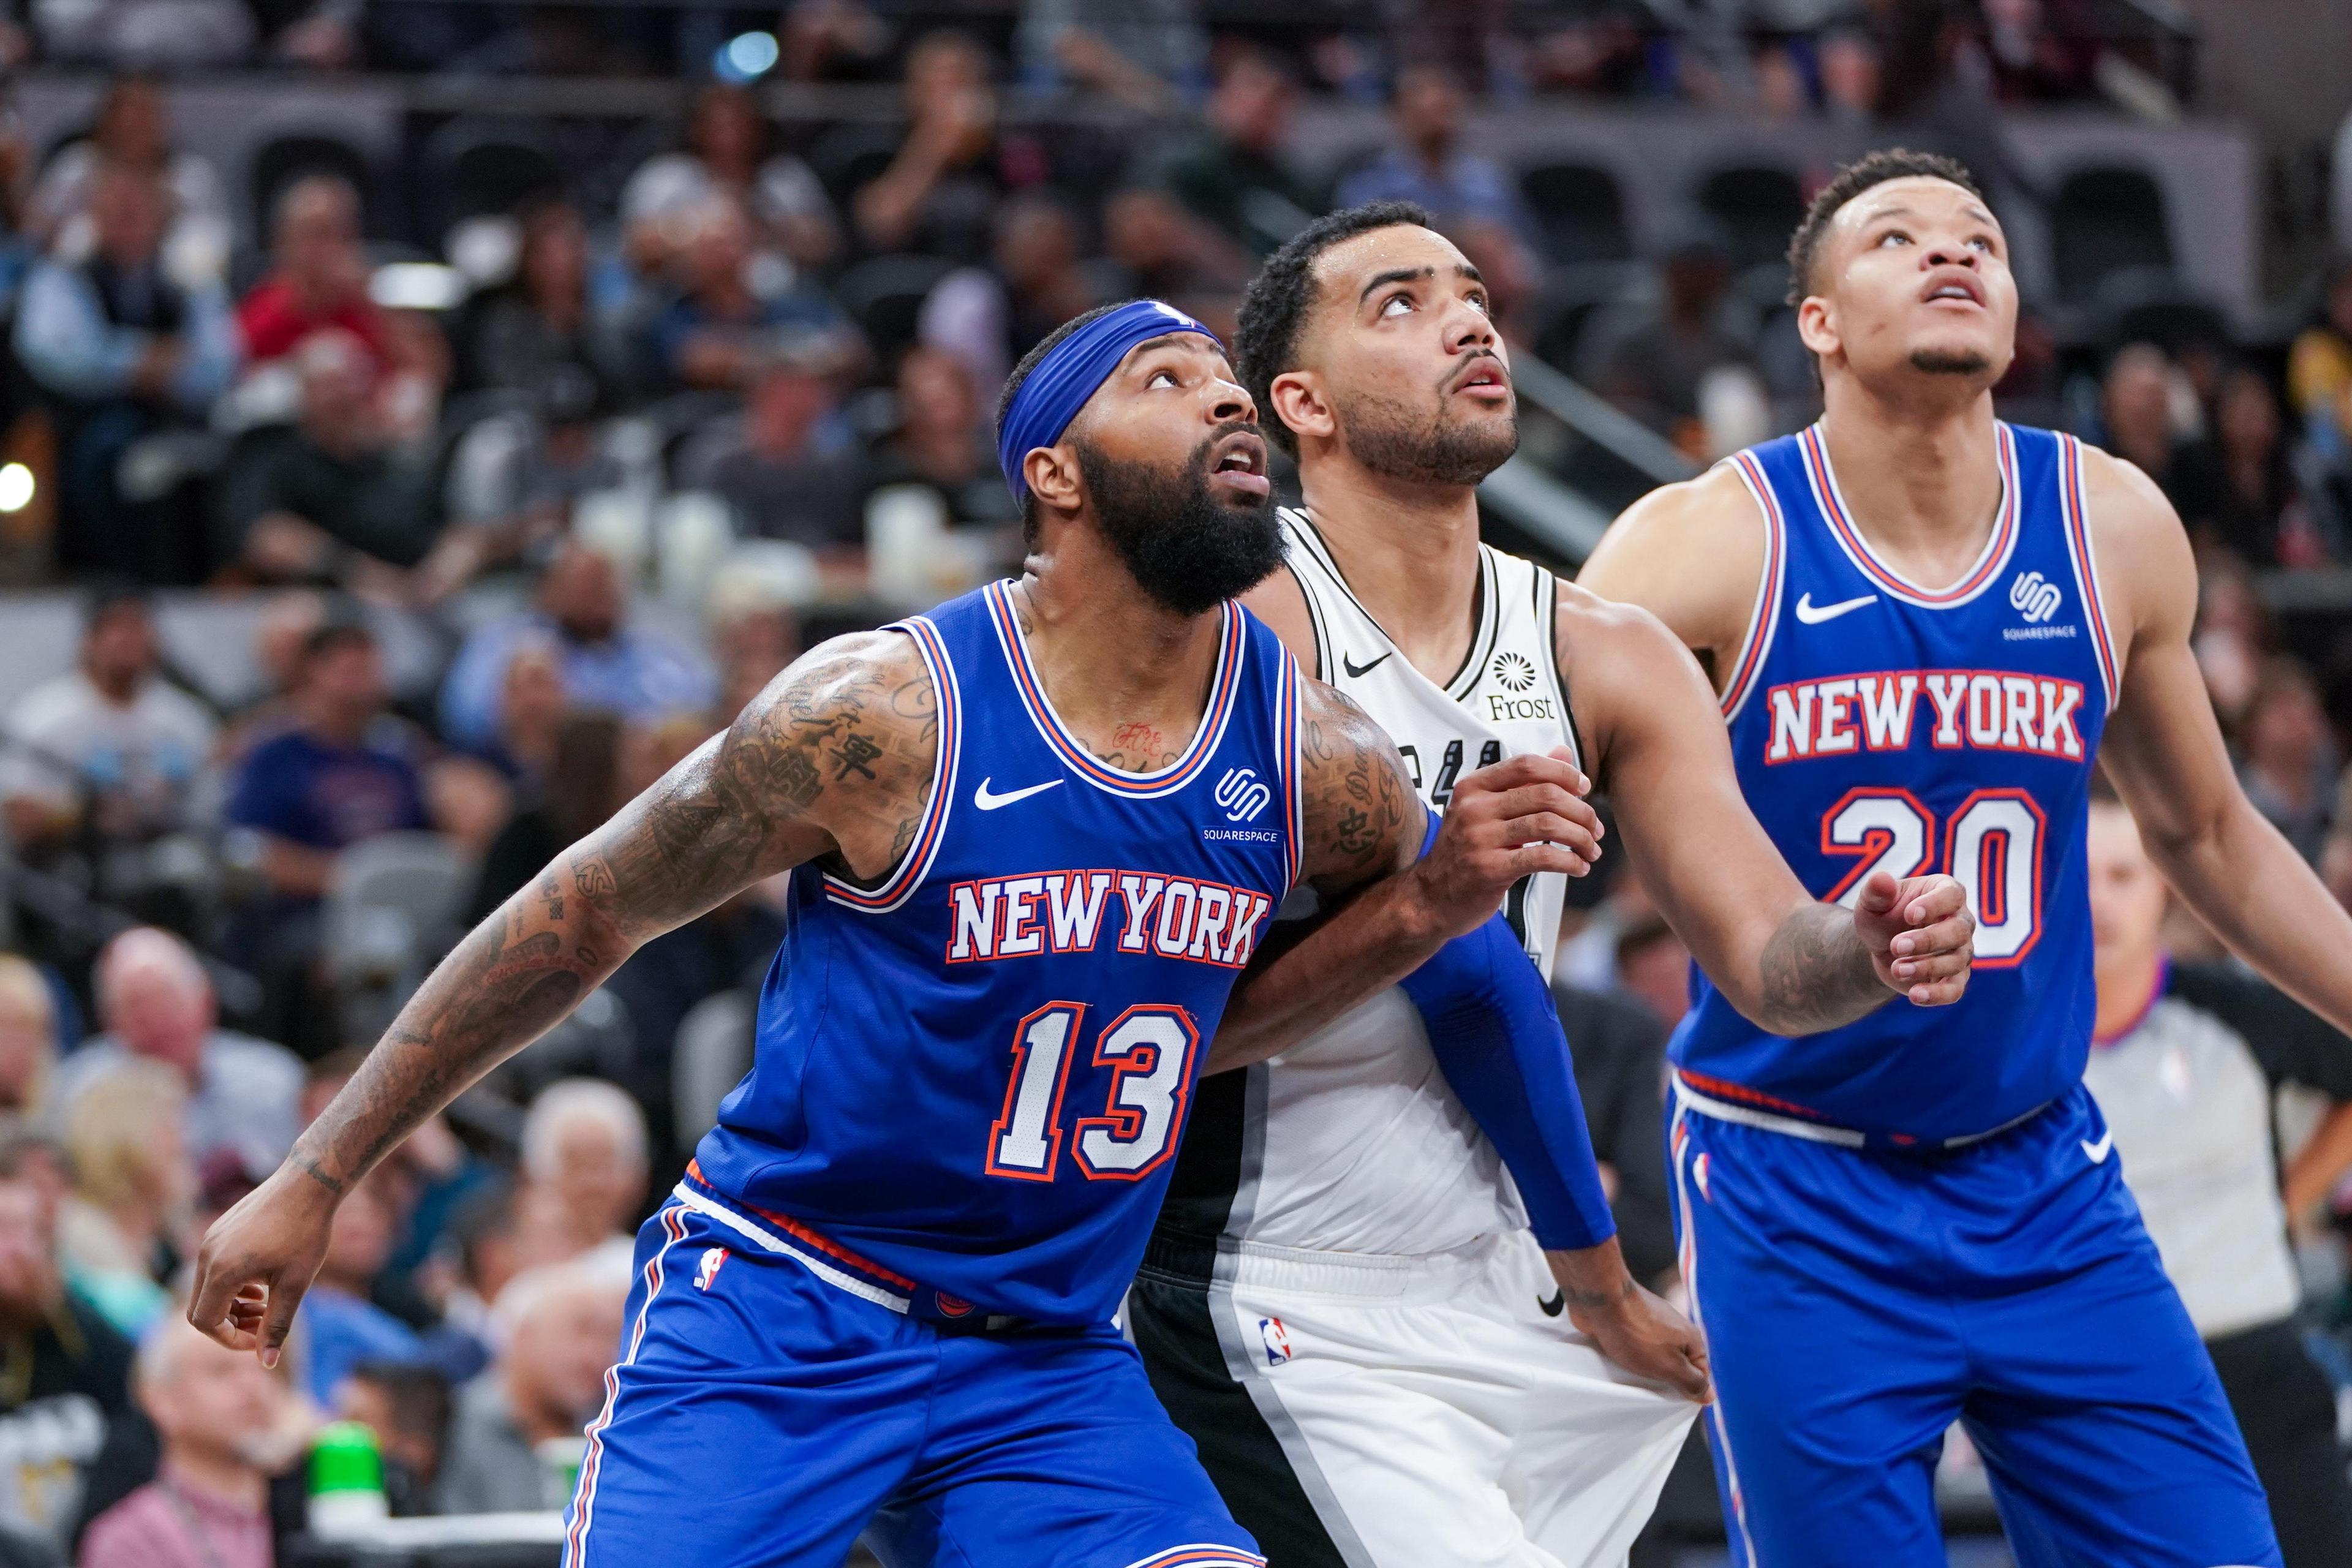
[
  {"x1": 1258, "y1": 1317, "x2": 1293, "y2": 1366},
  {"x1": 696, "y1": 1247, "x2": 729, "y2": 1291},
  {"x1": 1694, "y1": 1153, "x2": 1713, "y2": 1202}
]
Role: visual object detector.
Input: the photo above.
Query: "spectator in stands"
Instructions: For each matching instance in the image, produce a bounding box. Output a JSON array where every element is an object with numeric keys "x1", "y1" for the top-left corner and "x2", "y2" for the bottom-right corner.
[
  {"x1": 29, "y1": 77, "x2": 231, "y2": 282},
  {"x1": 432, "y1": 1252, "x2": 629, "y2": 1515},
  {"x1": 1099, "y1": 185, "x2": 1248, "y2": 312},
  {"x1": 0, "y1": 958, "x2": 56, "y2": 1122},
  {"x1": 518, "y1": 1080, "x2": 646, "y2": 1268},
  {"x1": 2288, "y1": 256, "x2": 2352, "y2": 464},
  {"x1": 918, "y1": 193, "x2": 1110, "y2": 399},
  {"x1": 677, "y1": 343, "x2": 868, "y2": 550},
  {"x1": 1582, "y1": 227, "x2": 1762, "y2": 458},
  {"x1": 475, "y1": 638, "x2": 567, "y2": 787},
  {"x1": 222, "y1": 618, "x2": 433, "y2": 1038},
  {"x1": 292, "y1": 1174, "x2": 426, "y2": 1407},
  {"x1": 1552, "y1": 984, "x2": 1675, "y2": 1289},
  {"x1": 336, "y1": 1362, "x2": 450, "y2": 1515},
  {"x1": 1334, "y1": 65, "x2": 1537, "y2": 250},
  {"x1": 55, "y1": 1059, "x2": 186, "y2": 1338},
  {"x1": 862, "y1": 345, "x2": 1011, "y2": 527},
  {"x1": 16, "y1": 162, "x2": 239, "y2": 585},
  {"x1": 1158, "y1": 48, "x2": 1320, "y2": 257},
  {"x1": 77, "y1": 1316, "x2": 289, "y2": 1568},
  {"x1": 31, "y1": 0, "x2": 253, "y2": 68},
  {"x1": 2237, "y1": 657, "x2": 2339, "y2": 864},
  {"x1": 438, "y1": 543, "x2": 715, "y2": 753},
  {"x1": 2083, "y1": 793, "x2": 2352, "y2": 1567},
  {"x1": 236, "y1": 176, "x2": 387, "y2": 371},
  {"x1": 54, "y1": 929, "x2": 303, "y2": 1185},
  {"x1": 707, "y1": 587, "x2": 801, "y2": 722},
  {"x1": 621, "y1": 83, "x2": 838, "y2": 277},
  {"x1": 0, "y1": 587, "x2": 216, "y2": 867},
  {"x1": 0, "y1": 1149, "x2": 138, "y2": 1550},
  {"x1": 466, "y1": 710, "x2": 624, "y2": 925},
  {"x1": 2194, "y1": 558, "x2": 2271, "y2": 728},
  {"x1": 851, "y1": 30, "x2": 1009, "y2": 262},
  {"x1": 2100, "y1": 342, "x2": 2226, "y2": 532},
  {"x1": 212, "y1": 328, "x2": 445, "y2": 590},
  {"x1": 649, "y1": 195, "x2": 848, "y2": 393},
  {"x1": 437, "y1": 371, "x2": 623, "y2": 600},
  {"x1": 1615, "y1": 907, "x2": 1692, "y2": 1031},
  {"x1": 2207, "y1": 366, "x2": 2318, "y2": 568},
  {"x1": 461, "y1": 200, "x2": 624, "y2": 400}
]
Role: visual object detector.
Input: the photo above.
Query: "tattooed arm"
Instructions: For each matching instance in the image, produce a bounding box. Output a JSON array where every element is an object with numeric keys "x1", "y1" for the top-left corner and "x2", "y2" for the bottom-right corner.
[
  {"x1": 1207, "y1": 678, "x2": 1603, "y2": 1073},
  {"x1": 1556, "y1": 582, "x2": 1975, "y2": 1035},
  {"x1": 187, "y1": 631, "x2": 938, "y2": 1362}
]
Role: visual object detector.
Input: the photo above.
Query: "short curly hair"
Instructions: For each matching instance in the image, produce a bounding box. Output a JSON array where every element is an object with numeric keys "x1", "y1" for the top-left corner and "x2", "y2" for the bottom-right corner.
[
  {"x1": 1785, "y1": 147, "x2": 1984, "y2": 309},
  {"x1": 1234, "y1": 200, "x2": 1433, "y2": 456}
]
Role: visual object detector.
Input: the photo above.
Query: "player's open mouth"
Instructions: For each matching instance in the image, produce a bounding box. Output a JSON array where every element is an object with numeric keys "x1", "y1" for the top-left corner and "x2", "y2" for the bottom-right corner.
[
  {"x1": 1920, "y1": 272, "x2": 1987, "y2": 309},
  {"x1": 1207, "y1": 431, "x2": 1271, "y2": 502},
  {"x1": 1450, "y1": 358, "x2": 1512, "y2": 401}
]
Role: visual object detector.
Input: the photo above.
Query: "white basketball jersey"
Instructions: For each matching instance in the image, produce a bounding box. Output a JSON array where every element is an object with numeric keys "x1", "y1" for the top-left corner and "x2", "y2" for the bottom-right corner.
[{"x1": 1194, "y1": 508, "x2": 1583, "y2": 1257}]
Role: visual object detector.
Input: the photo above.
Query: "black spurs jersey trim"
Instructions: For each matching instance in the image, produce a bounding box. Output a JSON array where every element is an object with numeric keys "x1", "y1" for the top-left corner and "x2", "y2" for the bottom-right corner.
[{"x1": 1283, "y1": 507, "x2": 1494, "y2": 698}]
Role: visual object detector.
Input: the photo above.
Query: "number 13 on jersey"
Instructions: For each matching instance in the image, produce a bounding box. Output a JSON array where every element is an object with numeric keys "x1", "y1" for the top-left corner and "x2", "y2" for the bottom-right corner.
[
  {"x1": 1821, "y1": 787, "x2": 2046, "y2": 965},
  {"x1": 987, "y1": 1003, "x2": 1199, "y2": 1182}
]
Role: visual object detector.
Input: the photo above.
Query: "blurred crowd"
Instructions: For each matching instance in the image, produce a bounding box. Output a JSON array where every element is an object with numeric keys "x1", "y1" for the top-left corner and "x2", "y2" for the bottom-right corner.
[{"x1": 0, "y1": 0, "x2": 2340, "y2": 1561}]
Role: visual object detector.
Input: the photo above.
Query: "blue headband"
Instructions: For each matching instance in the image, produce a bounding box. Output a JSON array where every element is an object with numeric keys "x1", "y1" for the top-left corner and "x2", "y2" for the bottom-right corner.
[{"x1": 997, "y1": 300, "x2": 1223, "y2": 504}]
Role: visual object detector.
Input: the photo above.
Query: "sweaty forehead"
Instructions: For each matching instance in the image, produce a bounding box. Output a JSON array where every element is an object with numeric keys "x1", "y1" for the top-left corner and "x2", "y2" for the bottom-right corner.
[
  {"x1": 1835, "y1": 177, "x2": 2001, "y2": 241},
  {"x1": 1310, "y1": 224, "x2": 1463, "y2": 311}
]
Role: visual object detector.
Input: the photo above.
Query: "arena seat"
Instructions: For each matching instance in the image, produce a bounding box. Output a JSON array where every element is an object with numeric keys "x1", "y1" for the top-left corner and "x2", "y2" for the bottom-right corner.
[
  {"x1": 673, "y1": 987, "x2": 756, "y2": 1147},
  {"x1": 2052, "y1": 165, "x2": 2174, "y2": 304},
  {"x1": 1519, "y1": 162, "x2": 1630, "y2": 265},
  {"x1": 1695, "y1": 165, "x2": 1806, "y2": 272}
]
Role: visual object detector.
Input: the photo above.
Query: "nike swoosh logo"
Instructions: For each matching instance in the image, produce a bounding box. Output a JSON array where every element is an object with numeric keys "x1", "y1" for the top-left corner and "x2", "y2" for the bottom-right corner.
[
  {"x1": 1794, "y1": 592, "x2": 1880, "y2": 625},
  {"x1": 2081, "y1": 1130, "x2": 2114, "y2": 1164},
  {"x1": 973, "y1": 777, "x2": 1064, "y2": 811},
  {"x1": 1536, "y1": 1290, "x2": 1565, "y2": 1318},
  {"x1": 1341, "y1": 650, "x2": 1393, "y2": 679}
]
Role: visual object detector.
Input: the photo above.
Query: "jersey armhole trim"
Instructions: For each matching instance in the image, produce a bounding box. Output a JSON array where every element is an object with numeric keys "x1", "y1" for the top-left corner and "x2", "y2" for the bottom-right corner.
[
  {"x1": 1537, "y1": 571, "x2": 1588, "y2": 774},
  {"x1": 821, "y1": 617, "x2": 959, "y2": 912},
  {"x1": 1278, "y1": 649, "x2": 1305, "y2": 894},
  {"x1": 1717, "y1": 451, "x2": 1785, "y2": 723},
  {"x1": 2057, "y1": 433, "x2": 2123, "y2": 707}
]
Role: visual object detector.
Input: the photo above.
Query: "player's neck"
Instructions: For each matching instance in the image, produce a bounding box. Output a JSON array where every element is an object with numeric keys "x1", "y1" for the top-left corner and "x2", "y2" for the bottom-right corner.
[
  {"x1": 1297, "y1": 458, "x2": 1483, "y2": 680},
  {"x1": 1013, "y1": 545, "x2": 1230, "y2": 770},
  {"x1": 1818, "y1": 379, "x2": 2005, "y2": 587}
]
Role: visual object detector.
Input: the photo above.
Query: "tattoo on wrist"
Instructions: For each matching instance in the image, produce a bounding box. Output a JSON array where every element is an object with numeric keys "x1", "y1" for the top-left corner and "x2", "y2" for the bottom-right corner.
[
  {"x1": 293, "y1": 1153, "x2": 345, "y2": 1199},
  {"x1": 1562, "y1": 1277, "x2": 1632, "y2": 1312}
]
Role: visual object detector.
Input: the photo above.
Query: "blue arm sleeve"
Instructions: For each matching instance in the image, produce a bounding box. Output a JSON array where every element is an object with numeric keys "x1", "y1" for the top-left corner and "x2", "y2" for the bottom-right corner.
[{"x1": 1395, "y1": 822, "x2": 1616, "y2": 1253}]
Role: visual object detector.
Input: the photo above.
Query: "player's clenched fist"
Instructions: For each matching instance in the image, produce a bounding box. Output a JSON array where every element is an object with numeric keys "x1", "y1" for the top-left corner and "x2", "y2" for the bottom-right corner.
[
  {"x1": 1851, "y1": 871, "x2": 1975, "y2": 1006},
  {"x1": 1408, "y1": 747, "x2": 1604, "y2": 941}
]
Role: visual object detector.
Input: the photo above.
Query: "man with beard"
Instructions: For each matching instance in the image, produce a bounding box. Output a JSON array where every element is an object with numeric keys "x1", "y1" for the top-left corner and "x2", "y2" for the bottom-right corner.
[
  {"x1": 179, "y1": 299, "x2": 1645, "y2": 1568},
  {"x1": 1128, "y1": 202, "x2": 1981, "y2": 1568},
  {"x1": 1576, "y1": 150, "x2": 2352, "y2": 1566}
]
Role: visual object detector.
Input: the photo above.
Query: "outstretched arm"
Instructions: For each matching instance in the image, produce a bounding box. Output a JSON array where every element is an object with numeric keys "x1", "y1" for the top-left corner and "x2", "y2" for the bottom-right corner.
[
  {"x1": 1209, "y1": 676, "x2": 1602, "y2": 1072},
  {"x1": 2090, "y1": 451, "x2": 2352, "y2": 1033},
  {"x1": 1560, "y1": 586, "x2": 1975, "y2": 1034},
  {"x1": 189, "y1": 630, "x2": 938, "y2": 1362}
]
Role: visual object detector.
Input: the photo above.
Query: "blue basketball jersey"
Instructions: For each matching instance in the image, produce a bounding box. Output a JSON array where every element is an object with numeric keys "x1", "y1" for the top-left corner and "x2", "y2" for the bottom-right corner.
[
  {"x1": 688, "y1": 581, "x2": 1303, "y2": 1326},
  {"x1": 1670, "y1": 421, "x2": 2118, "y2": 1142}
]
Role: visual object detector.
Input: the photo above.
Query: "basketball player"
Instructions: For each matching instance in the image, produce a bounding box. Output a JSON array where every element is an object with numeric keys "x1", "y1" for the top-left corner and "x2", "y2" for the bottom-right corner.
[
  {"x1": 1578, "y1": 149, "x2": 2352, "y2": 1566},
  {"x1": 190, "y1": 298, "x2": 1768, "y2": 1568},
  {"x1": 1126, "y1": 202, "x2": 1980, "y2": 1568}
]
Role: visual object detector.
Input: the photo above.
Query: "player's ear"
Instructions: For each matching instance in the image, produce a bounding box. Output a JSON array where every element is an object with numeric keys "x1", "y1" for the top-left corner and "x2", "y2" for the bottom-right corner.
[
  {"x1": 1024, "y1": 443, "x2": 1084, "y2": 516},
  {"x1": 1269, "y1": 369, "x2": 1334, "y2": 450},
  {"x1": 1795, "y1": 294, "x2": 1841, "y2": 364}
]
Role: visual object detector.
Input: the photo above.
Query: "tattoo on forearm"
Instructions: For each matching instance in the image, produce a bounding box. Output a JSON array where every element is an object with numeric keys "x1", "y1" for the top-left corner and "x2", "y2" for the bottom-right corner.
[
  {"x1": 291, "y1": 633, "x2": 939, "y2": 1193},
  {"x1": 1756, "y1": 903, "x2": 1884, "y2": 1033},
  {"x1": 1298, "y1": 683, "x2": 1415, "y2": 889}
]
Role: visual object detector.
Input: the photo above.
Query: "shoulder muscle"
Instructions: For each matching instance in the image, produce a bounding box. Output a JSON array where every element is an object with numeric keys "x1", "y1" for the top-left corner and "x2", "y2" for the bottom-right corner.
[{"x1": 1576, "y1": 464, "x2": 1766, "y2": 674}]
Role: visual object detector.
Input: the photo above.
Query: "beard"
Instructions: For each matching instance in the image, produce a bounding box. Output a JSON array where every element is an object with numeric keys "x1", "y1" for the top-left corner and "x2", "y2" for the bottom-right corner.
[
  {"x1": 1076, "y1": 425, "x2": 1286, "y2": 617},
  {"x1": 1910, "y1": 346, "x2": 1994, "y2": 377},
  {"x1": 1335, "y1": 373, "x2": 1518, "y2": 487}
]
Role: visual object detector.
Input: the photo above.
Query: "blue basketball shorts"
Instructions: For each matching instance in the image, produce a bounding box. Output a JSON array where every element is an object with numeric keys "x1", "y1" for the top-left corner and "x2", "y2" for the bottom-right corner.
[
  {"x1": 1668, "y1": 1081, "x2": 2279, "y2": 1568},
  {"x1": 560, "y1": 1193, "x2": 1264, "y2": 1568}
]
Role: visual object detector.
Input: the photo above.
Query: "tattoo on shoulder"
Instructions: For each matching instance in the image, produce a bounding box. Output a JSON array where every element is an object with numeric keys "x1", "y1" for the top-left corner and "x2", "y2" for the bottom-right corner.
[{"x1": 1298, "y1": 682, "x2": 1414, "y2": 889}]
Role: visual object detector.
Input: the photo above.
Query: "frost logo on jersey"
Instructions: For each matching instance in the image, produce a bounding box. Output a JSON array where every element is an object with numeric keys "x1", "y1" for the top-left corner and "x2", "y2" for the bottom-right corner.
[
  {"x1": 2009, "y1": 570, "x2": 2064, "y2": 624},
  {"x1": 695, "y1": 1246, "x2": 728, "y2": 1291},
  {"x1": 1215, "y1": 767, "x2": 1271, "y2": 823},
  {"x1": 1259, "y1": 1316, "x2": 1294, "y2": 1366},
  {"x1": 1491, "y1": 650, "x2": 1537, "y2": 693}
]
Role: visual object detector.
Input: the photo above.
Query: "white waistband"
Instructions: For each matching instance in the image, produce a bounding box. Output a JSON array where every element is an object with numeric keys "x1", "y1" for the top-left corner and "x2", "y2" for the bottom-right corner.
[
  {"x1": 1670, "y1": 1073, "x2": 2051, "y2": 1152},
  {"x1": 1215, "y1": 1232, "x2": 1517, "y2": 1302}
]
